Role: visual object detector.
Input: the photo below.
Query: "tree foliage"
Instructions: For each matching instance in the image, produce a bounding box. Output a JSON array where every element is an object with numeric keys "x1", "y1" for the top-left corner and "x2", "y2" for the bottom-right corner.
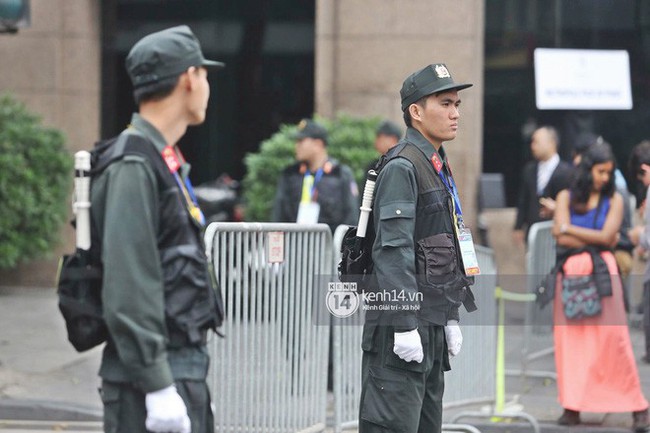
[
  {"x1": 242, "y1": 113, "x2": 383, "y2": 221},
  {"x1": 0, "y1": 94, "x2": 72, "y2": 268}
]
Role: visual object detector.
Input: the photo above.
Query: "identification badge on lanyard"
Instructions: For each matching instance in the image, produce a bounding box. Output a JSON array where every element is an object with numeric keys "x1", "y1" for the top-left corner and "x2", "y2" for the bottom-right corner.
[
  {"x1": 297, "y1": 202, "x2": 320, "y2": 224},
  {"x1": 456, "y1": 226, "x2": 480, "y2": 276}
]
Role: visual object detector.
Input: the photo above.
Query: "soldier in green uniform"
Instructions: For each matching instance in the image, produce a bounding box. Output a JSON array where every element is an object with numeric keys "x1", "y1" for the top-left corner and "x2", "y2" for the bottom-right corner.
[
  {"x1": 358, "y1": 64, "x2": 478, "y2": 433},
  {"x1": 92, "y1": 26, "x2": 224, "y2": 433},
  {"x1": 271, "y1": 118, "x2": 359, "y2": 232}
]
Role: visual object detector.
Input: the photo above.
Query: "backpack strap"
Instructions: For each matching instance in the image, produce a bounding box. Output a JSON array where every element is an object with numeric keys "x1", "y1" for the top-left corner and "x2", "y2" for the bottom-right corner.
[{"x1": 394, "y1": 143, "x2": 438, "y2": 193}]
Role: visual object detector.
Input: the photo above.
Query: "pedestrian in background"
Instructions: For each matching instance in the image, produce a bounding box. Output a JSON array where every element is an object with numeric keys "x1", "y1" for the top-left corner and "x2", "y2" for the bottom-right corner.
[
  {"x1": 513, "y1": 126, "x2": 573, "y2": 246},
  {"x1": 374, "y1": 120, "x2": 402, "y2": 155},
  {"x1": 358, "y1": 63, "x2": 477, "y2": 433},
  {"x1": 628, "y1": 140, "x2": 650, "y2": 363},
  {"x1": 571, "y1": 132, "x2": 635, "y2": 311},
  {"x1": 366, "y1": 120, "x2": 402, "y2": 173},
  {"x1": 92, "y1": 26, "x2": 225, "y2": 433},
  {"x1": 271, "y1": 118, "x2": 359, "y2": 232},
  {"x1": 551, "y1": 142, "x2": 649, "y2": 431}
]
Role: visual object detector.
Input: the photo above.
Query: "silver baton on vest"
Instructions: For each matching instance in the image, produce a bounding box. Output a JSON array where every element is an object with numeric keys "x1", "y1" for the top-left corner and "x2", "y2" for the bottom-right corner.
[
  {"x1": 356, "y1": 169, "x2": 378, "y2": 239},
  {"x1": 73, "y1": 151, "x2": 92, "y2": 250}
]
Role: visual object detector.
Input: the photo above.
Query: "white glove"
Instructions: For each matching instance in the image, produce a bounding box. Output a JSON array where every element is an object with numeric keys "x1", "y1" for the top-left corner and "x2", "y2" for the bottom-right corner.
[
  {"x1": 444, "y1": 320, "x2": 463, "y2": 358},
  {"x1": 145, "y1": 385, "x2": 191, "y2": 433},
  {"x1": 393, "y1": 329, "x2": 424, "y2": 363}
]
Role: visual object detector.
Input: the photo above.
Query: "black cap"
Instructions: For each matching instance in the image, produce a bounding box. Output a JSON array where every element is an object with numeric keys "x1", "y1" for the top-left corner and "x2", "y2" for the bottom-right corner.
[
  {"x1": 293, "y1": 119, "x2": 328, "y2": 141},
  {"x1": 376, "y1": 120, "x2": 402, "y2": 139},
  {"x1": 400, "y1": 63, "x2": 472, "y2": 112},
  {"x1": 126, "y1": 25, "x2": 225, "y2": 90}
]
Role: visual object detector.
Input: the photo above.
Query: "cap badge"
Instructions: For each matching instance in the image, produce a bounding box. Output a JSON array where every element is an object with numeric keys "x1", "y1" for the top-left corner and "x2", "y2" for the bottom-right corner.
[{"x1": 434, "y1": 64, "x2": 451, "y2": 79}]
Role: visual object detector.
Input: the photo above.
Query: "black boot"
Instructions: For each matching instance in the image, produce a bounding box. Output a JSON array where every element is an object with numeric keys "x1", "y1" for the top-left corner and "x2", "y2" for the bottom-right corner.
[
  {"x1": 633, "y1": 409, "x2": 650, "y2": 433},
  {"x1": 557, "y1": 409, "x2": 580, "y2": 426}
]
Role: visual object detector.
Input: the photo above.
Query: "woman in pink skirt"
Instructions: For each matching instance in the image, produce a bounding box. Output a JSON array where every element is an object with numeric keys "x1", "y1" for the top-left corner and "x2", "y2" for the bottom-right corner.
[{"x1": 552, "y1": 141, "x2": 649, "y2": 432}]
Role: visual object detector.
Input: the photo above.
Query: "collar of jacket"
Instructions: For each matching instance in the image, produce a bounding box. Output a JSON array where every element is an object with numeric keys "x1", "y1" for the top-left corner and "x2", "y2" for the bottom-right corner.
[{"x1": 404, "y1": 127, "x2": 448, "y2": 169}]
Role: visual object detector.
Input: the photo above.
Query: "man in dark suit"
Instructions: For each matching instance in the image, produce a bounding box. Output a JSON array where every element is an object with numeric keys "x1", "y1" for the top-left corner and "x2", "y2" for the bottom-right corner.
[{"x1": 513, "y1": 126, "x2": 573, "y2": 245}]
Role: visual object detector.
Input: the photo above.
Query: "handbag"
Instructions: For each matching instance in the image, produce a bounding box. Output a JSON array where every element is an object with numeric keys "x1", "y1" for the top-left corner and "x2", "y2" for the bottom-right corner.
[{"x1": 561, "y1": 274, "x2": 602, "y2": 320}]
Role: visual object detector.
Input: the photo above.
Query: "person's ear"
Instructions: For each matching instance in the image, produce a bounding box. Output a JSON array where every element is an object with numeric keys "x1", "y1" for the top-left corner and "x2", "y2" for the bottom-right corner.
[
  {"x1": 409, "y1": 103, "x2": 422, "y2": 122},
  {"x1": 181, "y1": 66, "x2": 198, "y2": 90}
]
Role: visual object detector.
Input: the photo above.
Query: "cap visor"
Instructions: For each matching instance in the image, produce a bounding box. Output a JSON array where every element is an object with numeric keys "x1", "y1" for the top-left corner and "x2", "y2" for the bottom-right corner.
[
  {"x1": 202, "y1": 59, "x2": 226, "y2": 70},
  {"x1": 434, "y1": 82, "x2": 473, "y2": 93}
]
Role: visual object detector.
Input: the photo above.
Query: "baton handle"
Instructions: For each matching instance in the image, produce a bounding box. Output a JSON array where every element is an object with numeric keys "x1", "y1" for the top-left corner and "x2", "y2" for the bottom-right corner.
[
  {"x1": 74, "y1": 151, "x2": 92, "y2": 250},
  {"x1": 356, "y1": 170, "x2": 378, "y2": 238}
]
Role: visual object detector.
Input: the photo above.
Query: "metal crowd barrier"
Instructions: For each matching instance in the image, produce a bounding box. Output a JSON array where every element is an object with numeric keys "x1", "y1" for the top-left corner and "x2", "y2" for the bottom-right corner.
[
  {"x1": 205, "y1": 222, "x2": 332, "y2": 433},
  {"x1": 443, "y1": 245, "x2": 497, "y2": 409},
  {"x1": 506, "y1": 220, "x2": 557, "y2": 381},
  {"x1": 331, "y1": 225, "x2": 362, "y2": 433}
]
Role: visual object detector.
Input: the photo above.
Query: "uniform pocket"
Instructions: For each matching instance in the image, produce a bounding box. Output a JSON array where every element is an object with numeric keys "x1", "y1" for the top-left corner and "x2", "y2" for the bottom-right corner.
[
  {"x1": 416, "y1": 233, "x2": 458, "y2": 285},
  {"x1": 100, "y1": 382, "x2": 121, "y2": 433},
  {"x1": 379, "y1": 201, "x2": 415, "y2": 247},
  {"x1": 359, "y1": 367, "x2": 421, "y2": 431},
  {"x1": 361, "y1": 322, "x2": 379, "y2": 353},
  {"x1": 384, "y1": 326, "x2": 428, "y2": 373},
  {"x1": 419, "y1": 187, "x2": 448, "y2": 213}
]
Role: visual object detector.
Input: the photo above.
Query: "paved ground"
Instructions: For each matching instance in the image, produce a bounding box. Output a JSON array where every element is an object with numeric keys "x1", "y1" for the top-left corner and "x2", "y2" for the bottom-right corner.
[{"x1": 1, "y1": 284, "x2": 649, "y2": 432}]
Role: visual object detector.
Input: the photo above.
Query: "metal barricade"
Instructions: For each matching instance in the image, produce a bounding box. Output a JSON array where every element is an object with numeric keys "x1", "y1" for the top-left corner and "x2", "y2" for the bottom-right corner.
[
  {"x1": 443, "y1": 245, "x2": 497, "y2": 408},
  {"x1": 205, "y1": 222, "x2": 332, "y2": 433},
  {"x1": 510, "y1": 220, "x2": 557, "y2": 381},
  {"x1": 331, "y1": 225, "x2": 363, "y2": 433}
]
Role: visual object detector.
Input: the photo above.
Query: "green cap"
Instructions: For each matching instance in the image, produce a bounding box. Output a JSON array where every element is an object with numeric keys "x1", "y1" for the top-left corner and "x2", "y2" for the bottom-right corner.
[
  {"x1": 293, "y1": 119, "x2": 328, "y2": 141},
  {"x1": 400, "y1": 63, "x2": 472, "y2": 112},
  {"x1": 376, "y1": 120, "x2": 402, "y2": 139},
  {"x1": 126, "y1": 25, "x2": 225, "y2": 90}
]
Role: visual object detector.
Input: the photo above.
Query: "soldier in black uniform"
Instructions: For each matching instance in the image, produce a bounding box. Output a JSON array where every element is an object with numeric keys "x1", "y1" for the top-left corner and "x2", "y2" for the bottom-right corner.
[
  {"x1": 92, "y1": 26, "x2": 224, "y2": 433},
  {"x1": 358, "y1": 64, "x2": 477, "y2": 433},
  {"x1": 271, "y1": 119, "x2": 359, "y2": 232}
]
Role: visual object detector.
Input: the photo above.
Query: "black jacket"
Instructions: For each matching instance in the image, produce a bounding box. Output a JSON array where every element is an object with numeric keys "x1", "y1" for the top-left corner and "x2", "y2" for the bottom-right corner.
[{"x1": 515, "y1": 158, "x2": 573, "y2": 235}]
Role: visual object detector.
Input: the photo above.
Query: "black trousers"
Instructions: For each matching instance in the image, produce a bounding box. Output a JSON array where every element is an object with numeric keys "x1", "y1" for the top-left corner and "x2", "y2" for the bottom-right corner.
[
  {"x1": 100, "y1": 379, "x2": 214, "y2": 433},
  {"x1": 358, "y1": 321, "x2": 450, "y2": 433}
]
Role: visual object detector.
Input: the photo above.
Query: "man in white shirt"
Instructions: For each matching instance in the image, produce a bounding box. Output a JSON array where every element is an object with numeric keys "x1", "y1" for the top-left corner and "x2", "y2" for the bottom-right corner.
[{"x1": 513, "y1": 126, "x2": 573, "y2": 245}]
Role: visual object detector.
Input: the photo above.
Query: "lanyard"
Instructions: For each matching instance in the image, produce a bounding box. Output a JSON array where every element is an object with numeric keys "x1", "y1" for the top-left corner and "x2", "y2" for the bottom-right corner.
[
  {"x1": 431, "y1": 154, "x2": 464, "y2": 227},
  {"x1": 173, "y1": 172, "x2": 206, "y2": 226},
  {"x1": 301, "y1": 168, "x2": 324, "y2": 203}
]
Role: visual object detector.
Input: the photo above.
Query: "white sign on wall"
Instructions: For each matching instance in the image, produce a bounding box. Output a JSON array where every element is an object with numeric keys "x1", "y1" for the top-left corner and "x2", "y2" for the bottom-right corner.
[{"x1": 534, "y1": 48, "x2": 632, "y2": 110}]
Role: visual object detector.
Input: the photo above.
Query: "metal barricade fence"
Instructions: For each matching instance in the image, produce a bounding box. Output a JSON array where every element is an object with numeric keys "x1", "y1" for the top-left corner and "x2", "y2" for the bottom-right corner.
[
  {"x1": 443, "y1": 245, "x2": 497, "y2": 408},
  {"x1": 331, "y1": 226, "x2": 497, "y2": 431},
  {"x1": 516, "y1": 220, "x2": 557, "y2": 380},
  {"x1": 205, "y1": 222, "x2": 332, "y2": 433},
  {"x1": 331, "y1": 225, "x2": 362, "y2": 433}
]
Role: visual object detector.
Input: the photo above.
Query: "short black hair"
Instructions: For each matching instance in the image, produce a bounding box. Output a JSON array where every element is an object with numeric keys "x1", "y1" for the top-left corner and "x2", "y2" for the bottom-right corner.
[
  {"x1": 629, "y1": 140, "x2": 650, "y2": 177},
  {"x1": 133, "y1": 75, "x2": 179, "y2": 105},
  {"x1": 402, "y1": 96, "x2": 428, "y2": 128}
]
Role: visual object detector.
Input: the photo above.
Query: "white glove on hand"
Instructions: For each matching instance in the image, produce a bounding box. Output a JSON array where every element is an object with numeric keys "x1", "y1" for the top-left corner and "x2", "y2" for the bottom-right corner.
[
  {"x1": 145, "y1": 385, "x2": 191, "y2": 433},
  {"x1": 393, "y1": 329, "x2": 424, "y2": 363},
  {"x1": 444, "y1": 320, "x2": 463, "y2": 358}
]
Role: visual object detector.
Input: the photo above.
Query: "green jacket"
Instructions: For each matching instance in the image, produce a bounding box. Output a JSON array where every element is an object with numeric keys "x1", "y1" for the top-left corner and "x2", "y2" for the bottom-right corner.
[
  {"x1": 370, "y1": 127, "x2": 476, "y2": 331},
  {"x1": 91, "y1": 113, "x2": 218, "y2": 392}
]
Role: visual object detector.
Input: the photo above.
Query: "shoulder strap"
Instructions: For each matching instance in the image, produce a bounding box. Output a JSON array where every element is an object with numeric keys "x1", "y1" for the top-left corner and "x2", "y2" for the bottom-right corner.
[
  {"x1": 395, "y1": 143, "x2": 438, "y2": 193},
  {"x1": 90, "y1": 131, "x2": 132, "y2": 175}
]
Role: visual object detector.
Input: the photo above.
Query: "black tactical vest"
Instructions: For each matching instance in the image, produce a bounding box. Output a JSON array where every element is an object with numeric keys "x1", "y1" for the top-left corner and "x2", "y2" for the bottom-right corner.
[
  {"x1": 99, "y1": 132, "x2": 224, "y2": 347},
  {"x1": 388, "y1": 142, "x2": 477, "y2": 324}
]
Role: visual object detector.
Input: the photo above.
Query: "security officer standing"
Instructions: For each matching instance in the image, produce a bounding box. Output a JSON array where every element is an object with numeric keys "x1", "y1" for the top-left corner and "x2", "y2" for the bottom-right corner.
[
  {"x1": 271, "y1": 118, "x2": 359, "y2": 232},
  {"x1": 358, "y1": 64, "x2": 477, "y2": 433},
  {"x1": 91, "y1": 26, "x2": 224, "y2": 433}
]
